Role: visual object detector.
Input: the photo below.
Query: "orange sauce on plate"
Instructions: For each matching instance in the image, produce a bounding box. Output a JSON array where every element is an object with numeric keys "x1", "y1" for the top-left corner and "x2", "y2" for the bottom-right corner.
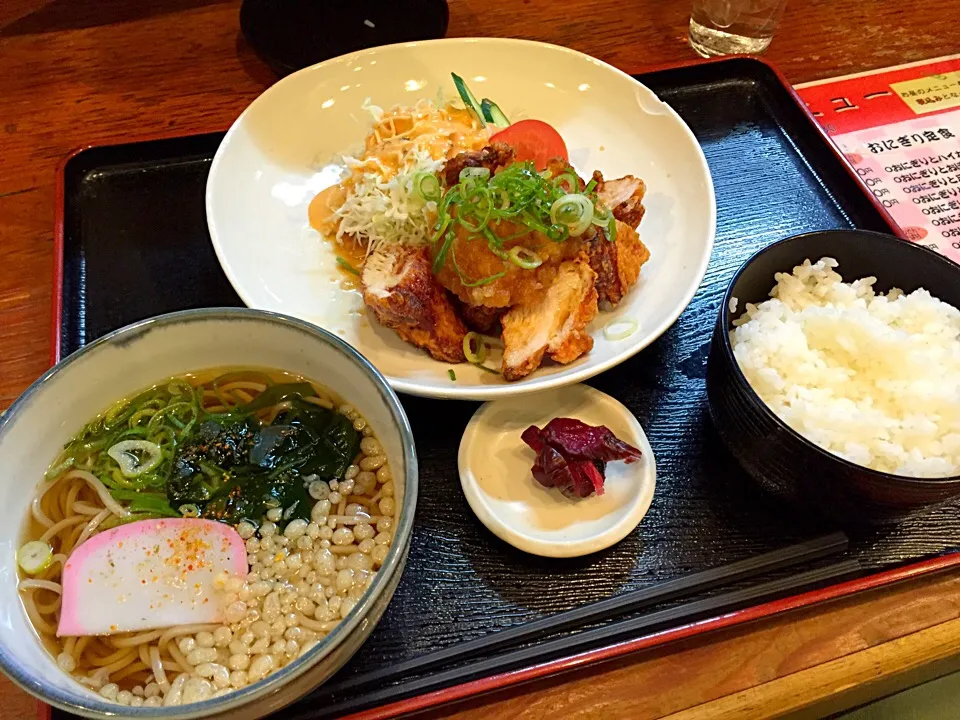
[{"x1": 308, "y1": 102, "x2": 490, "y2": 288}]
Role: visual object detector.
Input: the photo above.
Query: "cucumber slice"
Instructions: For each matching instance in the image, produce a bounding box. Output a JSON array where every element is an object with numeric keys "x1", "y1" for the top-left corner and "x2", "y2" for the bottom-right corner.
[
  {"x1": 451, "y1": 73, "x2": 485, "y2": 126},
  {"x1": 481, "y1": 98, "x2": 510, "y2": 128}
]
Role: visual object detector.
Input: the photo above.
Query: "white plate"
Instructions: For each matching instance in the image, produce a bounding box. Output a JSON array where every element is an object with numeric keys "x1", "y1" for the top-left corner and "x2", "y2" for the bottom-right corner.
[
  {"x1": 206, "y1": 38, "x2": 716, "y2": 400},
  {"x1": 458, "y1": 384, "x2": 656, "y2": 557}
]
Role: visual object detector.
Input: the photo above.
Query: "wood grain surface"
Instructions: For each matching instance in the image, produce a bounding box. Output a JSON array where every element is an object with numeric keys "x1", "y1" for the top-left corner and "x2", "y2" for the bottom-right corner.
[{"x1": 2, "y1": 1, "x2": 960, "y2": 718}]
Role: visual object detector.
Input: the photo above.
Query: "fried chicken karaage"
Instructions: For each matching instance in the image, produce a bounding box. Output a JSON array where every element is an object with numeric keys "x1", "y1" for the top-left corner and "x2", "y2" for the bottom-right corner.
[{"x1": 310, "y1": 89, "x2": 651, "y2": 381}]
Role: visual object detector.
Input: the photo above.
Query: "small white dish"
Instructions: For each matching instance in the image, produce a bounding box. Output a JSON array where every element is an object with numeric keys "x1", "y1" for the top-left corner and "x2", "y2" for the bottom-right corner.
[
  {"x1": 206, "y1": 37, "x2": 716, "y2": 400},
  {"x1": 458, "y1": 384, "x2": 655, "y2": 557}
]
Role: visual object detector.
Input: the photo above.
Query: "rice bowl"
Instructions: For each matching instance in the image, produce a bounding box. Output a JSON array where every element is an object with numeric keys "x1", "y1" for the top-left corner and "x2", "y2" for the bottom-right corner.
[
  {"x1": 731, "y1": 257, "x2": 960, "y2": 478},
  {"x1": 707, "y1": 229, "x2": 960, "y2": 525}
]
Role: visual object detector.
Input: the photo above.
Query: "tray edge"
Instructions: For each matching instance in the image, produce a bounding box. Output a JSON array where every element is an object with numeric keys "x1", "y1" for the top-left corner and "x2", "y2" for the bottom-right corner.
[
  {"x1": 46, "y1": 55, "x2": 927, "y2": 720},
  {"x1": 340, "y1": 551, "x2": 960, "y2": 720}
]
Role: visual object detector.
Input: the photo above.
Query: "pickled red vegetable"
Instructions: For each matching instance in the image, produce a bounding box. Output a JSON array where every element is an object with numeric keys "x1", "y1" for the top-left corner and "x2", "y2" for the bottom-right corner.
[{"x1": 521, "y1": 418, "x2": 641, "y2": 498}]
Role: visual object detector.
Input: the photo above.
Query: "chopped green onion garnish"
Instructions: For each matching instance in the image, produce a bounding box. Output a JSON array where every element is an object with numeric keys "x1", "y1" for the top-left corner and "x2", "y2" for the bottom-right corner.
[
  {"x1": 431, "y1": 161, "x2": 609, "y2": 278},
  {"x1": 460, "y1": 270, "x2": 508, "y2": 287},
  {"x1": 603, "y1": 318, "x2": 639, "y2": 341},
  {"x1": 550, "y1": 194, "x2": 594, "y2": 236},
  {"x1": 432, "y1": 229, "x2": 457, "y2": 275},
  {"x1": 18, "y1": 541, "x2": 53, "y2": 575},
  {"x1": 337, "y1": 256, "x2": 361, "y2": 275},
  {"x1": 463, "y1": 332, "x2": 488, "y2": 364},
  {"x1": 107, "y1": 440, "x2": 162, "y2": 479},
  {"x1": 413, "y1": 171, "x2": 441, "y2": 202},
  {"x1": 459, "y1": 166, "x2": 491, "y2": 182},
  {"x1": 590, "y1": 206, "x2": 618, "y2": 242},
  {"x1": 507, "y1": 246, "x2": 543, "y2": 269},
  {"x1": 448, "y1": 369, "x2": 457, "y2": 381}
]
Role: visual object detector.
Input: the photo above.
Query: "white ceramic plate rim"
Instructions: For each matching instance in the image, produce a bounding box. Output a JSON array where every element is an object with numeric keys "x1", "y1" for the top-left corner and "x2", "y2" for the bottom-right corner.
[
  {"x1": 207, "y1": 37, "x2": 716, "y2": 401},
  {"x1": 458, "y1": 385, "x2": 656, "y2": 557}
]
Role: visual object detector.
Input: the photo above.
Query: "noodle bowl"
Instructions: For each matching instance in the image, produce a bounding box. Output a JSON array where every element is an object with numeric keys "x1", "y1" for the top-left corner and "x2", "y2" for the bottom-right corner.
[
  {"x1": 0, "y1": 309, "x2": 415, "y2": 718},
  {"x1": 20, "y1": 369, "x2": 398, "y2": 707}
]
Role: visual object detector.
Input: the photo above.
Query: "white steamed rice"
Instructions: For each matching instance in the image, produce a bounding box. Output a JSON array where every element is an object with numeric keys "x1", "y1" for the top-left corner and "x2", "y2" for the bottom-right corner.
[{"x1": 730, "y1": 257, "x2": 960, "y2": 477}]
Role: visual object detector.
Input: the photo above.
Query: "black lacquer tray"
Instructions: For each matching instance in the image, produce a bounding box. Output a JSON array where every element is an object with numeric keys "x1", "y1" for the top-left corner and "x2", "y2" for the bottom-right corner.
[{"x1": 49, "y1": 58, "x2": 960, "y2": 720}]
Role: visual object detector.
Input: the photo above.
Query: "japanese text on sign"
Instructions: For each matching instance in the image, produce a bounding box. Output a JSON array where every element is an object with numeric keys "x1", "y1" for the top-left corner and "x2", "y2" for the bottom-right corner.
[
  {"x1": 840, "y1": 114, "x2": 960, "y2": 254},
  {"x1": 865, "y1": 128, "x2": 956, "y2": 153},
  {"x1": 891, "y1": 71, "x2": 960, "y2": 114},
  {"x1": 796, "y1": 56, "x2": 960, "y2": 260}
]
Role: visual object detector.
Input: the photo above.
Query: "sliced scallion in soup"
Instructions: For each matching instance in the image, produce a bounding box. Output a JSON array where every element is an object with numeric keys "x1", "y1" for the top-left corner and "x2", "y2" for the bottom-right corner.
[{"x1": 18, "y1": 368, "x2": 397, "y2": 707}]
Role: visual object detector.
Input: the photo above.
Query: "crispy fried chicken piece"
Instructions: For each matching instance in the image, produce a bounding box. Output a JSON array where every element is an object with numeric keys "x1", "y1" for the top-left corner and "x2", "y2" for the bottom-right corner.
[
  {"x1": 500, "y1": 255, "x2": 598, "y2": 381},
  {"x1": 435, "y1": 221, "x2": 582, "y2": 309},
  {"x1": 443, "y1": 143, "x2": 516, "y2": 186},
  {"x1": 361, "y1": 245, "x2": 467, "y2": 363},
  {"x1": 544, "y1": 156, "x2": 581, "y2": 184},
  {"x1": 455, "y1": 302, "x2": 506, "y2": 334},
  {"x1": 593, "y1": 171, "x2": 647, "y2": 228},
  {"x1": 435, "y1": 157, "x2": 588, "y2": 310},
  {"x1": 587, "y1": 220, "x2": 651, "y2": 308}
]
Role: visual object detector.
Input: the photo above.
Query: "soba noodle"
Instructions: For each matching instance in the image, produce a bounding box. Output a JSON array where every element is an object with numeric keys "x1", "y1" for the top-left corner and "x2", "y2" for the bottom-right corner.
[{"x1": 18, "y1": 369, "x2": 397, "y2": 707}]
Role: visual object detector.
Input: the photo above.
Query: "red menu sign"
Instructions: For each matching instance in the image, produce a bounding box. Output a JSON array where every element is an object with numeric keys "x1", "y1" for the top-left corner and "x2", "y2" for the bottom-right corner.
[{"x1": 796, "y1": 55, "x2": 960, "y2": 261}]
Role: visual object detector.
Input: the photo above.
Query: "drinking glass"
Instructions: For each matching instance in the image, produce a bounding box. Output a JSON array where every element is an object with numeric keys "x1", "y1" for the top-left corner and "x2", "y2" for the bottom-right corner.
[{"x1": 689, "y1": 0, "x2": 787, "y2": 57}]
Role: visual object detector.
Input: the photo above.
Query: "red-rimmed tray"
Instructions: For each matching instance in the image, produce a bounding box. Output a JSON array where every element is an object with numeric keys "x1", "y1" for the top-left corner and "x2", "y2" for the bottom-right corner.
[{"x1": 43, "y1": 57, "x2": 960, "y2": 720}]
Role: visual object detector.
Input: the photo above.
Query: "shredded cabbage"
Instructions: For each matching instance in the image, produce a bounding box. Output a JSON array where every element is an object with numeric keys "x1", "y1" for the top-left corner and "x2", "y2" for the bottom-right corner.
[
  {"x1": 324, "y1": 98, "x2": 489, "y2": 254},
  {"x1": 360, "y1": 97, "x2": 384, "y2": 123},
  {"x1": 334, "y1": 148, "x2": 443, "y2": 252}
]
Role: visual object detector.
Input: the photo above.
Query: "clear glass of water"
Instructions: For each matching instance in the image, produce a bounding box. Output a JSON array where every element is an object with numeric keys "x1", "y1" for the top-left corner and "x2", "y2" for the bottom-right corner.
[{"x1": 689, "y1": 0, "x2": 787, "y2": 57}]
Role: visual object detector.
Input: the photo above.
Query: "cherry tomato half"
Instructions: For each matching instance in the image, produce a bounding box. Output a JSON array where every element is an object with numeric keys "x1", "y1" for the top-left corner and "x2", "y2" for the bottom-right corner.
[{"x1": 490, "y1": 119, "x2": 569, "y2": 170}]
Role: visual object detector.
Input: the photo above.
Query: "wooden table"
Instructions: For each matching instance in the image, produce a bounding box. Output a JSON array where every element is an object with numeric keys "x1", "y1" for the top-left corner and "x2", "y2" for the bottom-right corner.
[{"x1": 2, "y1": 1, "x2": 959, "y2": 718}]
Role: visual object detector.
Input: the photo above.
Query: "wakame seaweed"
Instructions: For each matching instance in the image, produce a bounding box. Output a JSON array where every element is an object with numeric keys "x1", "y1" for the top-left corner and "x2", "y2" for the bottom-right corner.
[
  {"x1": 164, "y1": 389, "x2": 360, "y2": 526},
  {"x1": 200, "y1": 467, "x2": 313, "y2": 526},
  {"x1": 254, "y1": 400, "x2": 361, "y2": 479},
  {"x1": 167, "y1": 417, "x2": 259, "y2": 505},
  {"x1": 53, "y1": 378, "x2": 361, "y2": 529}
]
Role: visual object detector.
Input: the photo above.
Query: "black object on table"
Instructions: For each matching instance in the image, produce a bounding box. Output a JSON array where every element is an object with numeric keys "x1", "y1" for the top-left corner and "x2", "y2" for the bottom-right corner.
[
  {"x1": 332, "y1": 532, "x2": 850, "y2": 696},
  {"x1": 54, "y1": 59, "x2": 960, "y2": 719},
  {"x1": 240, "y1": 0, "x2": 450, "y2": 76},
  {"x1": 708, "y1": 229, "x2": 960, "y2": 525}
]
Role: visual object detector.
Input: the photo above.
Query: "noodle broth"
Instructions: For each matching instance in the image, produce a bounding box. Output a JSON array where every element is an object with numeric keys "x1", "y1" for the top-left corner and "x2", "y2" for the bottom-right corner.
[{"x1": 18, "y1": 367, "x2": 397, "y2": 708}]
